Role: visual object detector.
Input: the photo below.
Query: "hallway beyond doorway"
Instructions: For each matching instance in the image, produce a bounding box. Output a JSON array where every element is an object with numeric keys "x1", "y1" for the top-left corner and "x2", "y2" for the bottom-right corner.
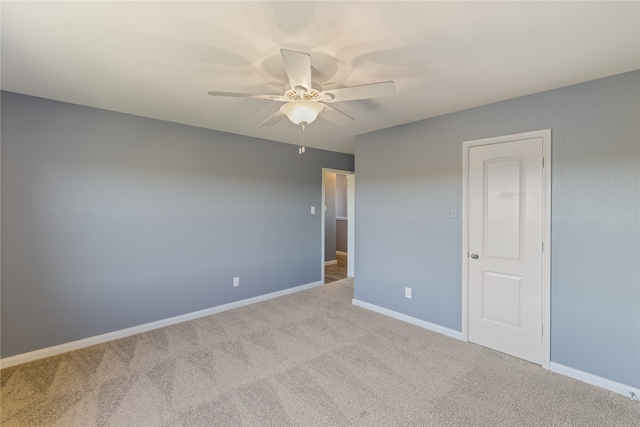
[{"x1": 325, "y1": 253, "x2": 347, "y2": 284}]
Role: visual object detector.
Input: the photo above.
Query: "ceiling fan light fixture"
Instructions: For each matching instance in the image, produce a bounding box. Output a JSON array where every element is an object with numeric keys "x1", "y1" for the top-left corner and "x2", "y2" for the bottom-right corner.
[{"x1": 280, "y1": 100, "x2": 324, "y2": 125}]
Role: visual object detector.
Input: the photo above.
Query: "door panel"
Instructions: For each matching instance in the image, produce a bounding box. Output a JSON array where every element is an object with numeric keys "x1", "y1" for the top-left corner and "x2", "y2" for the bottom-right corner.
[
  {"x1": 485, "y1": 159, "x2": 522, "y2": 259},
  {"x1": 468, "y1": 137, "x2": 543, "y2": 364},
  {"x1": 482, "y1": 271, "x2": 523, "y2": 327}
]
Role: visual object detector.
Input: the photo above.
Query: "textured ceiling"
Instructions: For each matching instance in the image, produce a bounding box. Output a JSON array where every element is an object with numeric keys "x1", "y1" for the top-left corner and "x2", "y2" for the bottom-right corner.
[{"x1": 2, "y1": 1, "x2": 639, "y2": 154}]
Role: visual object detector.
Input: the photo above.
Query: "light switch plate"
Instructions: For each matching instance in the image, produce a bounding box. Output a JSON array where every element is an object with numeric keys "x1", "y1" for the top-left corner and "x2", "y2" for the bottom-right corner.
[
  {"x1": 311, "y1": 206, "x2": 316, "y2": 214},
  {"x1": 449, "y1": 207, "x2": 458, "y2": 219}
]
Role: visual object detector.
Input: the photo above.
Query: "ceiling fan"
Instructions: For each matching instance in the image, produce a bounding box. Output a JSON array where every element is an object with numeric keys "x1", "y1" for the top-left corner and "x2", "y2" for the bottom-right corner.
[{"x1": 207, "y1": 48, "x2": 395, "y2": 152}]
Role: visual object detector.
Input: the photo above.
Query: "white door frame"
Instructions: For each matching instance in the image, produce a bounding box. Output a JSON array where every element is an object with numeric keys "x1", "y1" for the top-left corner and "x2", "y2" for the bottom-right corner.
[
  {"x1": 461, "y1": 129, "x2": 551, "y2": 369},
  {"x1": 321, "y1": 168, "x2": 355, "y2": 283}
]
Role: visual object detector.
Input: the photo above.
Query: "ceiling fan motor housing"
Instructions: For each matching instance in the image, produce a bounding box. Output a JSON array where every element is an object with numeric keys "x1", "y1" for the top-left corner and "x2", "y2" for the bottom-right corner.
[{"x1": 284, "y1": 83, "x2": 322, "y2": 100}]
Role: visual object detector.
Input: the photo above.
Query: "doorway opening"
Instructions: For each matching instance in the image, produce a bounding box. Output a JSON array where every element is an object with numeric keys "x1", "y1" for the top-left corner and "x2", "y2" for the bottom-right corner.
[{"x1": 322, "y1": 169, "x2": 354, "y2": 284}]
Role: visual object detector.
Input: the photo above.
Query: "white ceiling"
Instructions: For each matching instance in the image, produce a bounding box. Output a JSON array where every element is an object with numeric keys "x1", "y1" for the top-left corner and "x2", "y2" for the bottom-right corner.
[{"x1": 2, "y1": 1, "x2": 639, "y2": 154}]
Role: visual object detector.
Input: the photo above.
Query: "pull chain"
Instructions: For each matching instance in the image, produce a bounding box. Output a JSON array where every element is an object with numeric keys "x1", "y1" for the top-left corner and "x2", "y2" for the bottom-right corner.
[{"x1": 299, "y1": 123, "x2": 306, "y2": 154}]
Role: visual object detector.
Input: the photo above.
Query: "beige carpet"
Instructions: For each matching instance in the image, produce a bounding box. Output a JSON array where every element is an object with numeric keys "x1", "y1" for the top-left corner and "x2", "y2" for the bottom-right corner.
[{"x1": 2, "y1": 278, "x2": 638, "y2": 426}]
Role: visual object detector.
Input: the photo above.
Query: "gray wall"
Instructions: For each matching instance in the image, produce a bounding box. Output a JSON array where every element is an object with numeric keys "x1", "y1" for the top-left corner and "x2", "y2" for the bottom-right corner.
[
  {"x1": 336, "y1": 174, "x2": 348, "y2": 218},
  {"x1": 324, "y1": 173, "x2": 337, "y2": 262},
  {"x1": 354, "y1": 71, "x2": 640, "y2": 388},
  {"x1": 1, "y1": 91, "x2": 354, "y2": 358},
  {"x1": 336, "y1": 220, "x2": 348, "y2": 253},
  {"x1": 336, "y1": 174, "x2": 348, "y2": 253}
]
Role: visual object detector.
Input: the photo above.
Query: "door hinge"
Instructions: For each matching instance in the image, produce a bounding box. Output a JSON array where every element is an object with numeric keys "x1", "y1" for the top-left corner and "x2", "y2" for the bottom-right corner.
[
  {"x1": 542, "y1": 157, "x2": 545, "y2": 167},
  {"x1": 542, "y1": 241, "x2": 544, "y2": 251}
]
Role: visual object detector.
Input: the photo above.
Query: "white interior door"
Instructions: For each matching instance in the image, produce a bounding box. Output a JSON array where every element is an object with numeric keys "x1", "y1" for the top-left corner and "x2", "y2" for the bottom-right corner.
[{"x1": 468, "y1": 136, "x2": 544, "y2": 365}]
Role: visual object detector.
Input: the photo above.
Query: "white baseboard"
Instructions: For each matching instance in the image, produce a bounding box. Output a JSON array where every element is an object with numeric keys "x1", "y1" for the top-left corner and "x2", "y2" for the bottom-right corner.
[
  {"x1": 351, "y1": 300, "x2": 640, "y2": 400},
  {"x1": 352, "y1": 298, "x2": 463, "y2": 340},
  {"x1": 0, "y1": 280, "x2": 323, "y2": 369},
  {"x1": 324, "y1": 260, "x2": 337, "y2": 266},
  {"x1": 550, "y1": 362, "x2": 640, "y2": 400}
]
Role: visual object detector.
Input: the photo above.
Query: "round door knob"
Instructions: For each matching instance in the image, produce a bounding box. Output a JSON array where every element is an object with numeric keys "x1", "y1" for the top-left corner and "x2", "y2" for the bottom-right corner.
[{"x1": 470, "y1": 253, "x2": 479, "y2": 259}]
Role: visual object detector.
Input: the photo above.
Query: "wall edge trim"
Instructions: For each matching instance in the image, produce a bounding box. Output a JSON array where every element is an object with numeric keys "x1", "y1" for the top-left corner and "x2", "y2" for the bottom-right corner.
[
  {"x1": 549, "y1": 362, "x2": 640, "y2": 399},
  {"x1": 0, "y1": 280, "x2": 324, "y2": 369},
  {"x1": 351, "y1": 298, "x2": 463, "y2": 340},
  {"x1": 350, "y1": 299, "x2": 640, "y2": 399}
]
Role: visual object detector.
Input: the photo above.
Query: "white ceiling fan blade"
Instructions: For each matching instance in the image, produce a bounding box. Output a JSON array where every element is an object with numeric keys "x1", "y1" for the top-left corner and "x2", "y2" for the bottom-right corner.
[
  {"x1": 320, "y1": 81, "x2": 395, "y2": 103},
  {"x1": 259, "y1": 111, "x2": 286, "y2": 127},
  {"x1": 320, "y1": 103, "x2": 354, "y2": 127},
  {"x1": 207, "y1": 91, "x2": 288, "y2": 102},
  {"x1": 280, "y1": 49, "x2": 312, "y2": 92}
]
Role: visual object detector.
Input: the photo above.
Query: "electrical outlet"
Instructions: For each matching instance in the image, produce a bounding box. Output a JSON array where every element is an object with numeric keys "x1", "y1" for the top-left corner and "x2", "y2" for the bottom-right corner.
[
  {"x1": 405, "y1": 287, "x2": 412, "y2": 299},
  {"x1": 233, "y1": 277, "x2": 239, "y2": 287}
]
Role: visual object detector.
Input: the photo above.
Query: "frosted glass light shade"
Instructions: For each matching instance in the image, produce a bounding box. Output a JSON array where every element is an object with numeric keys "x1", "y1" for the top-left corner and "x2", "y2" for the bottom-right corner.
[{"x1": 280, "y1": 100, "x2": 324, "y2": 125}]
